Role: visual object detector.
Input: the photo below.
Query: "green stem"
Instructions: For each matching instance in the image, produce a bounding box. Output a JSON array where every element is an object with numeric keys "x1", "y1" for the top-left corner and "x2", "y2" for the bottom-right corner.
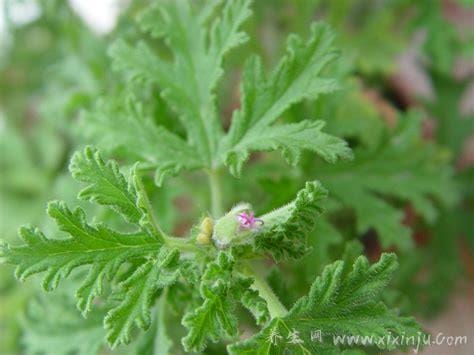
[
  {"x1": 207, "y1": 167, "x2": 286, "y2": 318},
  {"x1": 208, "y1": 169, "x2": 223, "y2": 218},
  {"x1": 164, "y1": 236, "x2": 200, "y2": 253},
  {"x1": 136, "y1": 168, "x2": 200, "y2": 253},
  {"x1": 134, "y1": 168, "x2": 166, "y2": 239},
  {"x1": 243, "y1": 263, "x2": 288, "y2": 319},
  {"x1": 154, "y1": 289, "x2": 172, "y2": 354}
]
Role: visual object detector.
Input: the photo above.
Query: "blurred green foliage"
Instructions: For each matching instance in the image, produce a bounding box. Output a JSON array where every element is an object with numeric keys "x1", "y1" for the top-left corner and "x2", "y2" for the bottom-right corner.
[{"x1": 0, "y1": 0, "x2": 472, "y2": 354}]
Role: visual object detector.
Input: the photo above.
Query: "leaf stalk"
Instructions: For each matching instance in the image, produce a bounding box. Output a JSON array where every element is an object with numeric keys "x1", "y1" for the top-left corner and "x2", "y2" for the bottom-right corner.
[{"x1": 243, "y1": 262, "x2": 288, "y2": 319}]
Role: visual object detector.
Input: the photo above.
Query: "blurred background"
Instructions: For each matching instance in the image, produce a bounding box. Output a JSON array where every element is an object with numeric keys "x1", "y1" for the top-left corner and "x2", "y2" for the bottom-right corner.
[{"x1": 0, "y1": 0, "x2": 473, "y2": 354}]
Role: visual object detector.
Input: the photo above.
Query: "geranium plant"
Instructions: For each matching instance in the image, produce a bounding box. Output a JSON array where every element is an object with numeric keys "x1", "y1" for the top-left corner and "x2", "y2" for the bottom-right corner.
[{"x1": 3, "y1": 1, "x2": 470, "y2": 354}]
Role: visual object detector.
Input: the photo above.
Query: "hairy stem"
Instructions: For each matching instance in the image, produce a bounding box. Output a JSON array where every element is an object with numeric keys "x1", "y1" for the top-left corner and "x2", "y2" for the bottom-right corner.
[
  {"x1": 134, "y1": 169, "x2": 167, "y2": 240},
  {"x1": 208, "y1": 169, "x2": 223, "y2": 218},
  {"x1": 164, "y1": 236, "x2": 200, "y2": 252},
  {"x1": 154, "y1": 289, "x2": 171, "y2": 354},
  {"x1": 243, "y1": 263, "x2": 288, "y2": 318},
  {"x1": 136, "y1": 169, "x2": 200, "y2": 252},
  {"x1": 207, "y1": 167, "x2": 287, "y2": 318}
]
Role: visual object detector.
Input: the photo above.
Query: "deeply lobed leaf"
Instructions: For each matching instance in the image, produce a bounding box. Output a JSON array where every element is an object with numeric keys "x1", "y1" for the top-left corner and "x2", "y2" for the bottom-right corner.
[
  {"x1": 105, "y1": 247, "x2": 180, "y2": 348},
  {"x1": 229, "y1": 253, "x2": 424, "y2": 354},
  {"x1": 103, "y1": 2, "x2": 351, "y2": 180},
  {"x1": 83, "y1": 98, "x2": 205, "y2": 186},
  {"x1": 256, "y1": 181, "x2": 328, "y2": 260},
  {"x1": 70, "y1": 146, "x2": 142, "y2": 224},
  {"x1": 108, "y1": 0, "x2": 253, "y2": 169},
  {"x1": 317, "y1": 113, "x2": 457, "y2": 249},
  {"x1": 181, "y1": 253, "x2": 239, "y2": 351},
  {"x1": 0, "y1": 202, "x2": 161, "y2": 305},
  {"x1": 221, "y1": 23, "x2": 351, "y2": 176},
  {"x1": 0, "y1": 148, "x2": 168, "y2": 317},
  {"x1": 182, "y1": 252, "x2": 268, "y2": 352}
]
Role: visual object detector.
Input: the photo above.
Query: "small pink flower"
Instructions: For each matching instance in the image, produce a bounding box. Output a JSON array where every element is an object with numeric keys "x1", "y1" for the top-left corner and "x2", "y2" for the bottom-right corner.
[{"x1": 237, "y1": 211, "x2": 263, "y2": 230}]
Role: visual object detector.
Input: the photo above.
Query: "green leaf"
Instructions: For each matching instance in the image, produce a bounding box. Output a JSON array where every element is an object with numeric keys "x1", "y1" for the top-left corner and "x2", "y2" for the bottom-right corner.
[
  {"x1": 229, "y1": 254, "x2": 423, "y2": 354},
  {"x1": 70, "y1": 146, "x2": 142, "y2": 224},
  {"x1": 130, "y1": 293, "x2": 174, "y2": 355},
  {"x1": 0, "y1": 202, "x2": 161, "y2": 312},
  {"x1": 110, "y1": 0, "x2": 252, "y2": 166},
  {"x1": 181, "y1": 253, "x2": 239, "y2": 352},
  {"x1": 221, "y1": 23, "x2": 351, "y2": 175},
  {"x1": 182, "y1": 288, "x2": 237, "y2": 352},
  {"x1": 139, "y1": 0, "x2": 252, "y2": 94},
  {"x1": 241, "y1": 288, "x2": 270, "y2": 326},
  {"x1": 23, "y1": 293, "x2": 106, "y2": 355},
  {"x1": 316, "y1": 79, "x2": 386, "y2": 150},
  {"x1": 207, "y1": 0, "x2": 252, "y2": 88},
  {"x1": 318, "y1": 112, "x2": 457, "y2": 249},
  {"x1": 105, "y1": 247, "x2": 180, "y2": 348},
  {"x1": 256, "y1": 181, "x2": 328, "y2": 260},
  {"x1": 69, "y1": 146, "x2": 167, "y2": 237}
]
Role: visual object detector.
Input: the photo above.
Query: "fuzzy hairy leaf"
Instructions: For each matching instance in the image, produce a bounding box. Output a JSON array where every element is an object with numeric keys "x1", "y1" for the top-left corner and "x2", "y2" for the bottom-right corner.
[
  {"x1": 221, "y1": 23, "x2": 351, "y2": 175},
  {"x1": 241, "y1": 288, "x2": 270, "y2": 326},
  {"x1": 129, "y1": 293, "x2": 174, "y2": 355},
  {"x1": 139, "y1": 0, "x2": 251, "y2": 95},
  {"x1": 94, "y1": 1, "x2": 351, "y2": 183},
  {"x1": 256, "y1": 181, "x2": 328, "y2": 260},
  {"x1": 181, "y1": 253, "x2": 239, "y2": 351},
  {"x1": 182, "y1": 252, "x2": 262, "y2": 352},
  {"x1": 182, "y1": 288, "x2": 238, "y2": 352},
  {"x1": 110, "y1": 0, "x2": 252, "y2": 166},
  {"x1": 70, "y1": 146, "x2": 168, "y2": 237},
  {"x1": 70, "y1": 146, "x2": 142, "y2": 224},
  {"x1": 105, "y1": 247, "x2": 180, "y2": 348},
  {"x1": 0, "y1": 202, "x2": 161, "y2": 309},
  {"x1": 229, "y1": 254, "x2": 423, "y2": 354}
]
